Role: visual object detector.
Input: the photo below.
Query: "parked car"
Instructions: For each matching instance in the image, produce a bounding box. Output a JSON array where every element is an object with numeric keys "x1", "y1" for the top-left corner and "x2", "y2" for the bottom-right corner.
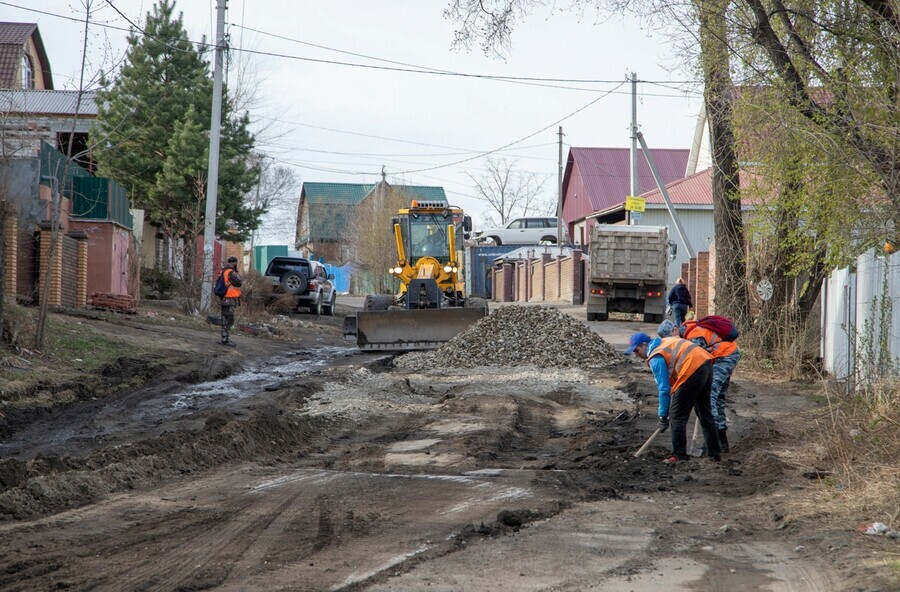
[
  {"x1": 264, "y1": 256, "x2": 337, "y2": 315},
  {"x1": 474, "y1": 217, "x2": 559, "y2": 246}
]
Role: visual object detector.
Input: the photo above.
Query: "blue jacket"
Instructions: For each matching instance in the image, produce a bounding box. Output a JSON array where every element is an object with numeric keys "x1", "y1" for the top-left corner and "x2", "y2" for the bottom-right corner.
[
  {"x1": 645, "y1": 337, "x2": 673, "y2": 417},
  {"x1": 667, "y1": 283, "x2": 692, "y2": 307}
]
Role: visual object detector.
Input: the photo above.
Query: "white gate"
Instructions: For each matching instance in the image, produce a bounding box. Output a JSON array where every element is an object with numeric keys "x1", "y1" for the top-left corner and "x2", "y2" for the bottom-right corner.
[{"x1": 821, "y1": 249, "x2": 900, "y2": 382}]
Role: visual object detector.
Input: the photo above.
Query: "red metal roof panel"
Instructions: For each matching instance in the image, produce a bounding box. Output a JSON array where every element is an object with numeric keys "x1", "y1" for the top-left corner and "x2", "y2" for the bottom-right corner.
[{"x1": 570, "y1": 147, "x2": 690, "y2": 212}]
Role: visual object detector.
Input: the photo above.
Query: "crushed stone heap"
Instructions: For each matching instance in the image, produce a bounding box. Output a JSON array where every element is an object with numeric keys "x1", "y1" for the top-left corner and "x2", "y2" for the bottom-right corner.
[{"x1": 395, "y1": 305, "x2": 623, "y2": 370}]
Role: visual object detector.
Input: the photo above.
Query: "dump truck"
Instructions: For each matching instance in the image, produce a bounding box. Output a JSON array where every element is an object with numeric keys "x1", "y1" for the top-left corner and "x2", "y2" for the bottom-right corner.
[
  {"x1": 343, "y1": 200, "x2": 488, "y2": 350},
  {"x1": 586, "y1": 224, "x2": 672, "y2": 322}
]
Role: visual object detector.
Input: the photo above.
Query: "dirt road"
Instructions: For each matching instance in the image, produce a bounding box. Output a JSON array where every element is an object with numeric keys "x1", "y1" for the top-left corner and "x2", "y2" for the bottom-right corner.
[{"x1": 0, "y1": 304, "x2": 895, "y2": 591}]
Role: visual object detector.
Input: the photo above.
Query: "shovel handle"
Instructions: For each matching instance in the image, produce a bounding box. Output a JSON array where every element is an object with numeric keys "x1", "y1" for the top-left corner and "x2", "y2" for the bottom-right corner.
[{"x1": 634, "y1": 427, "x2": 663, "y2": 458}]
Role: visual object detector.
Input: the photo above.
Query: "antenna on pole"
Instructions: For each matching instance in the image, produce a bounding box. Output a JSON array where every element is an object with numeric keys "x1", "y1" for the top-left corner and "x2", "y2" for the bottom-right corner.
[{"x1": 200, "y1": 0, "x2": 227, "y2": 313}]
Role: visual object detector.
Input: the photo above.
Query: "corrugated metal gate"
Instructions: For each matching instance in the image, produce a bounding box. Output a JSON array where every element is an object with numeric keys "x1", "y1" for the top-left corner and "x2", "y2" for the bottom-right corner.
[{"x1": 821, "y1": 249, "x2": 900, "y2": 383}]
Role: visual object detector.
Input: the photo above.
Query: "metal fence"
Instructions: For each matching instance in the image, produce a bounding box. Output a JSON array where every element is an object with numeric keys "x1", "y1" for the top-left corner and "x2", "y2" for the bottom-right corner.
[{"x1": 821, "y1": 249, "x2": 900, "y2": 382}]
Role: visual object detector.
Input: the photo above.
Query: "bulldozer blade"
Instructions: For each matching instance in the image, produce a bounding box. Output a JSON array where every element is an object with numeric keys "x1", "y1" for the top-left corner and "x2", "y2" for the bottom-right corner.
[{"x1": 352, "y1": 308, "x2": 487, "y2": 351}]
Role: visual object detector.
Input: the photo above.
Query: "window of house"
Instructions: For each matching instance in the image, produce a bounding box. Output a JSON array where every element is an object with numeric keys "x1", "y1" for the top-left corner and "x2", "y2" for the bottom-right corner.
[{"x1": 21, "y1": 54, "x2": 34, "y2": 89}]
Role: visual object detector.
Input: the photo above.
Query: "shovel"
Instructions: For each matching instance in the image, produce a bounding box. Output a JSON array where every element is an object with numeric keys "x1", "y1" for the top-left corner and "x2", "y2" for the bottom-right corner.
[{"x1": 634, "y1": 427, "x2": 663, "y2": 458}]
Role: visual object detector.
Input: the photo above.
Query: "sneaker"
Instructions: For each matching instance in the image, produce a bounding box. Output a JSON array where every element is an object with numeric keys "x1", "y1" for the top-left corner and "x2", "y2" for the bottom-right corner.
[{"x1": 662, "y1": 455, "x2": 682, "y2": 464}]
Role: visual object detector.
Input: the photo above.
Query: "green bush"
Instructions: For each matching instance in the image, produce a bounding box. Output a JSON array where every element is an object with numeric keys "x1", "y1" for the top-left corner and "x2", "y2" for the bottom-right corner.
[{"x1": 141, "y1": 267, "x2": 177, "y2": 299}]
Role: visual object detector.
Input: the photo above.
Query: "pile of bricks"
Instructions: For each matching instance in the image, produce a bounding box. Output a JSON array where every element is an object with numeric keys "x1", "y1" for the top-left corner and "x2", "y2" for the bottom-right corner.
[{"x1": 88, "y1": 292, "x2": 137, "y2": 314}]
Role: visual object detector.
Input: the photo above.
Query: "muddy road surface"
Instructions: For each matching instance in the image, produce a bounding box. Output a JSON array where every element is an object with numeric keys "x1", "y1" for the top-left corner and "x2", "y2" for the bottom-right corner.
[{"x1": 0, "y1": 307, "x2": 895, "y2": 591}]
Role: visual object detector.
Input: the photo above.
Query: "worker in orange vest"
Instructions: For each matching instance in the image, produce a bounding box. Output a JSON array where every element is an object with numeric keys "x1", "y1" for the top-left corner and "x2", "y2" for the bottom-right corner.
[
  {"x1": 680, "y1": 319, "x2": 740, "y2": 452},
  {"x1": 626, "y1": 332, "x2": 721, "y2": 463},
  {"x1": 218, "y1": 256, "x2": 243, "y2": 345}
]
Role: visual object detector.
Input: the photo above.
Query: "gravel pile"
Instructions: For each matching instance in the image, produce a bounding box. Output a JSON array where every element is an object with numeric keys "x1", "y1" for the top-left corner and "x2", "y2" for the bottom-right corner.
[{"x1": 395, "y1": 305, "x2": 623, "y2": 371}]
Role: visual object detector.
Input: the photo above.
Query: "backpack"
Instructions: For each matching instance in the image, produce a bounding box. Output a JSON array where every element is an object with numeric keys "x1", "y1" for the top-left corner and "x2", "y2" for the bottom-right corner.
[
  {"x1": 696, "y1": 315, "x2": 739, "y2": 342},
  {"x1": 214, "y1": 271, "x2": 228, "y2": 298}
]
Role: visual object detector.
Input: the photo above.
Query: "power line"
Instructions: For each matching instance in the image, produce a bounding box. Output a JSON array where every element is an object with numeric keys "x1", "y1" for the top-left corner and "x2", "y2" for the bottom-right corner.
[
  {"x1": 3, "y1": 2, "x2": 701, "y2": 97},
  {"x1": 395, "y1": 81, "x2": 627, "y2": 174}
]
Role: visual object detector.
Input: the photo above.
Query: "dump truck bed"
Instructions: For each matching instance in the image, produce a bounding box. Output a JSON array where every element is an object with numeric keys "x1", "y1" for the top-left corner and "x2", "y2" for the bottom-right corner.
[{"x1": 588, "y1": 225, "x2": 668, "y2": 284}]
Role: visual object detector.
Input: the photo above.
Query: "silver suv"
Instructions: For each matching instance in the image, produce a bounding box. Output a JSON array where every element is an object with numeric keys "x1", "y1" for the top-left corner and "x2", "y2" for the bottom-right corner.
[
  {"x1": 474, "y1": 217, "x2": 558, "y2": 246},
  {"x1": 265, "y1": 257, "x2": 337, "y2": 315}
]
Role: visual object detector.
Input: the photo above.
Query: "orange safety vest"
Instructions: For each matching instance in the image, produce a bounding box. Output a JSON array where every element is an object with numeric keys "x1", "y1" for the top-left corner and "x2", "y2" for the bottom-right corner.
[
  {"x1": 682, "y1": 322, "x2": 738, "y2": 358},
  {"x1": 223, "y1": 268, "x2": 242, "y2": 299},
  {"x1": 648, "y1": 336, "x2": 713, "y2": 393}
]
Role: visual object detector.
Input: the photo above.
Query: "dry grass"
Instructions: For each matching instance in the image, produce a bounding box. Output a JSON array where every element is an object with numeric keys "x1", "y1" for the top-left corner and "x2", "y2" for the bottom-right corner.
[{"x1": 808, "y1": 380, "x2": 900, "y2": 526}]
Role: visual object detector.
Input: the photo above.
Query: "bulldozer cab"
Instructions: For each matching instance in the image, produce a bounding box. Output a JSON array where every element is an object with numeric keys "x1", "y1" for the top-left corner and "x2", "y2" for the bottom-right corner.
[{"x1": 407, "y1": 216, "x2": 451, "y2": 262}]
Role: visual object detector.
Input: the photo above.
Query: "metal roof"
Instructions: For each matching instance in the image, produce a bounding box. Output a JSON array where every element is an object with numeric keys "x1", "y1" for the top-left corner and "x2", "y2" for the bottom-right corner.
[
  {"x1": 565, "y1": 147, "x2": 690, "y2": 213},
  {"x1": 640, "y1": 167, "x2": 758, "y2": 208},
  {"x1": 300, "y1": 182, "x2": 448, "y2": 205},
  {"x1": 0, "y1": 23, "x2": 53, "y2": 89},
  {"x1": 302, "y1": 182, "x2": 374, "y2": 205},
  {"x1": 0, "y1": 89, "x2": 97, "y2": 115}
]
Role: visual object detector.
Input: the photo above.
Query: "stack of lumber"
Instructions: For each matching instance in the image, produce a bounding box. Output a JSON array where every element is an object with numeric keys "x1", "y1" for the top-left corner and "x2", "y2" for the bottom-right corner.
[{"x1": 88, "y1": 292, "x2": 137, "y2": 314}]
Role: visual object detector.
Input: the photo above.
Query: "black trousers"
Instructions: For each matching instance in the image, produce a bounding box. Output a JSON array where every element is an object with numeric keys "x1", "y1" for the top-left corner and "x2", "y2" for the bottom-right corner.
[{"x1": 669, "y1": 360, "x2": 720, "y2": 460}]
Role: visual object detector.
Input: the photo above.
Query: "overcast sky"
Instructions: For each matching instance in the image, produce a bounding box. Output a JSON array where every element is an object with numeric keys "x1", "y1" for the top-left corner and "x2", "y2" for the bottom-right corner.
[{"x1": 13, "y1": 0, "x2": 703, "y2": 245}]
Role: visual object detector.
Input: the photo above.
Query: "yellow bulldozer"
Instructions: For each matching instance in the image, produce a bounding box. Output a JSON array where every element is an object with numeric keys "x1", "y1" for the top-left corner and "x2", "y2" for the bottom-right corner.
[{"x1": 343, "y1": 200, "x2": 488, "y2": 350}]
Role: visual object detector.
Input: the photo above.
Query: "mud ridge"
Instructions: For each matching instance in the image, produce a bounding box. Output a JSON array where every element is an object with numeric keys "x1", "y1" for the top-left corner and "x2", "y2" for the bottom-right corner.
[{"x1": 0, "y1": 397, "x2": 337, "y2": 520}]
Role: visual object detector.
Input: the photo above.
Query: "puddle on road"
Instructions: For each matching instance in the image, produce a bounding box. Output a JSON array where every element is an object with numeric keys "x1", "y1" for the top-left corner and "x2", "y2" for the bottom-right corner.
[{"x1": 169, "y1": 346, "x2": 356, "y2": 411}]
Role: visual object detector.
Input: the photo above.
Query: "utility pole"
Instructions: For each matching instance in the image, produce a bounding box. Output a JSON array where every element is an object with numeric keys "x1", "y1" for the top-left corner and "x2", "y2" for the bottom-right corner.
[
  {"x1": 629, "y1": 72, "x2": 638, "y2": 226},
  {"x1": 557, "y1": 126, "x2": 564, "y2": 253},
  {"x1": 200, "y1": 0, "x2": 227, "y2": 313}
]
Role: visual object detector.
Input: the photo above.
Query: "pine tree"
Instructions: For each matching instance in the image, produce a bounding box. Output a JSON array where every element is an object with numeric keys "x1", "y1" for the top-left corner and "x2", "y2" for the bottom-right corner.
[{"x1": 93, "y1": 0, "x2": 260, "y2": 243}]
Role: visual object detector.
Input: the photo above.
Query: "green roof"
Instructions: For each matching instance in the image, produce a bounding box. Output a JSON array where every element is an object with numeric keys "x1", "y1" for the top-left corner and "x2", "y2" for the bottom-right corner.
[
  {"x1": 302, "y1": 182, "x2": 374, "y2": 205},
  {"x1": 301, "y1": 182, "x2": 448, "y2": 205}
]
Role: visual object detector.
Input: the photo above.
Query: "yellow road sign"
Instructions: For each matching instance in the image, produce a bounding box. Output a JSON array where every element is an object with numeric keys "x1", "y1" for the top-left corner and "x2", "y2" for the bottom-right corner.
[{"x1": 624, "y1": 196, "x2": 646, "y2": 212}]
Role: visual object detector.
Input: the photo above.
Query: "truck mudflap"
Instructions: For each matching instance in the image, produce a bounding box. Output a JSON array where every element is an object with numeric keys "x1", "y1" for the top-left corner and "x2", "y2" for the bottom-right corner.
[{"x1": 345, "y1": 308, "x2": 487, "y2": 351}]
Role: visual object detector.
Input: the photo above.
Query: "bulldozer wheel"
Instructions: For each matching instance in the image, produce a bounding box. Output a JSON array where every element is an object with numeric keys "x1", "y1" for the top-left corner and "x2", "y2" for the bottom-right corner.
[
  {"x1": 364, "y1": 295, "x2": 394, "y2": 312},
  {"x1": 464, "y1": 297, "x2": 489, "y2": 313}
]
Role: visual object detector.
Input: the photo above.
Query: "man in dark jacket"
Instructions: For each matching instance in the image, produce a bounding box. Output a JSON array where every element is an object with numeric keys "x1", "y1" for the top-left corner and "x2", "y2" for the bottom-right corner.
[{"x1": 667, "y1": 277, "x2": 692, "y2": 328}]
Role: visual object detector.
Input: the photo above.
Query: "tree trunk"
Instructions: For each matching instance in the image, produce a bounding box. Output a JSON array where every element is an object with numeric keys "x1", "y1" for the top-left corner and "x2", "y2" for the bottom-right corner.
[{"x1": 696, "y1": 0, "x2": 750, "y2": 323}]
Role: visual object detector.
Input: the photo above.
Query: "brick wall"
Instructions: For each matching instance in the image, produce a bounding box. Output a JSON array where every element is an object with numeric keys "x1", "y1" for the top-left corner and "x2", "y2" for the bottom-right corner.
[
  {"x1": 560, "y1": 257, "x2": 574, "y2": 302},
  {"x1": 492, "y1": 267, "x2": 504, "y2": 303},
  {"x1": 695, "y1": 252, "x2": 710, "y2": 317},
  {"x1": 38, "y1": 225, "x2": 63, "y2": 306},
  {"x1": 2, "y1": 217, "x2": 16, "y2": 297},
  {"x1": 502, "y1": 263, "x2": 514, "y2": 302},
  {"x1": 61, "y1": 235, "x2": 78, "y2": 307},
  {"x1": 544, "y1": 260, "x2": 560, "y2": 301},
  {"x1": 530, "y1": 256, "x2": 546, "y2": 302},
  {"x1": 516, "y1": 261, "x2": 527, "y2": 302},
  {"x1": 76, "y1": 236, "x2": 88, "y2": 306}
]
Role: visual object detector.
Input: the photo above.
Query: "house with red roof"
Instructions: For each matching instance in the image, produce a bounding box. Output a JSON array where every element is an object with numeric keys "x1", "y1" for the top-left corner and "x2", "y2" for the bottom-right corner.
[{"x1": 560, "y1": 147, "x2": 690, "y2": 246}]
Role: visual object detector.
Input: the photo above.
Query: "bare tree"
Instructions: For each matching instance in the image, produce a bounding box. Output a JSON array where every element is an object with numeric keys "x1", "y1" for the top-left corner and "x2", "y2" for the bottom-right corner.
[
  {"x1": 347, "y1": 183, "x2": 413, "y2": 295},
  {"x1": 35, "y1": 0, "x2": 92, "y2": 350},
  {"x1": 467, "y1": 157, "x2": 551, "y2": 227},
  {"x1": 248, "y1": 156, "x2": 298, "y2": 254}
]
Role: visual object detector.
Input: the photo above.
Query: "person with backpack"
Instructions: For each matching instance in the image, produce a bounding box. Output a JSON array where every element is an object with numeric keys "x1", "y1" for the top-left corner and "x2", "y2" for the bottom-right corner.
[
  {"x1": 682, "y1": 316, "x2": 741, "y2": 452},
  {"x1": 667, "y1": 278, "x2": 693, "y2": 327},
  {"x1": 216, "y1": 256, "x2": 243, "y2": 345},
  {"x1": 626, "y1": 332, "x2": 721, "y2": 464}
]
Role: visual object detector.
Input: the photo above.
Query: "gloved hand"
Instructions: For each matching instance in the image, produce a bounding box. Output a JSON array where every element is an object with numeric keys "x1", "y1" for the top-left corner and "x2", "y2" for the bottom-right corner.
[{"x1": 657, "y1": 416, "x2": 669, "y2": 433}]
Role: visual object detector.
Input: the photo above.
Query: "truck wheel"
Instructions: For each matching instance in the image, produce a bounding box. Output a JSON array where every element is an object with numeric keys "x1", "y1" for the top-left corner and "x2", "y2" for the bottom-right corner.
[
  {"x1": 309, "y1": 291, "x2": 322, "y2": 315},
  {"x1": 364, "y1": 295, "x2": 394, "y2": 311},
  {"x1": 281, "y1": 270, "x2": 308, "y2": 295},
  {"x1": 597, "y1": 312, "x2": 608, "y2": 321},
  {"x1": 323, "y1": 291, "x2": 336, "y2": 316},
  {"x1": 643, "y1": 312, "x2": 663, "y2": 323}
]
